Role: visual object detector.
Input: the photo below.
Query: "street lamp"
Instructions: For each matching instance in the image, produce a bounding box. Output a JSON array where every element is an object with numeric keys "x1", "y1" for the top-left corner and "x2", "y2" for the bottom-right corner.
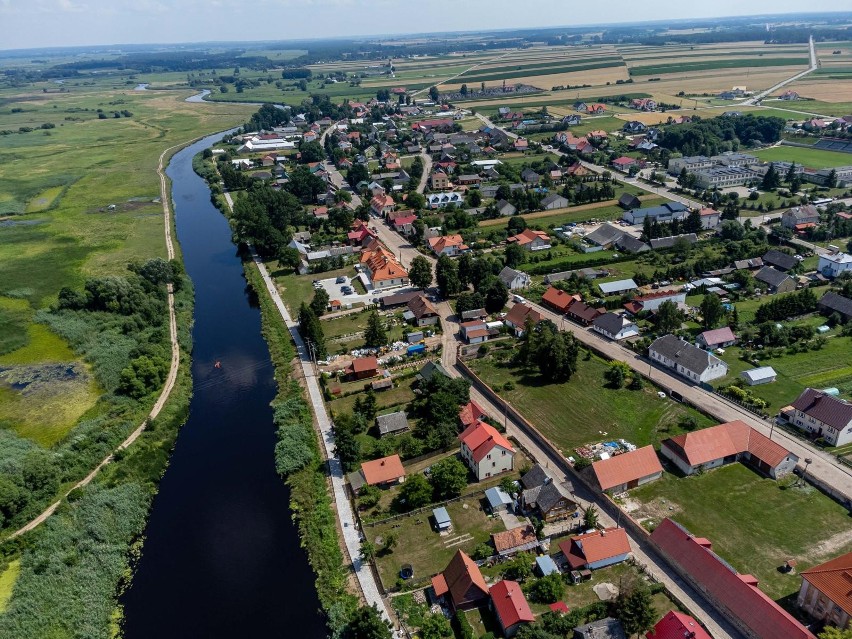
[{"x1": 800, "y1": 457, "x2": 813, "y2": 487}]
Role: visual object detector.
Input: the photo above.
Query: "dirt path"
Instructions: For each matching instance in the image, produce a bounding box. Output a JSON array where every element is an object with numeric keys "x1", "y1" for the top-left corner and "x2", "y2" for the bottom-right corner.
[{"x1": 8, "y1": 140, "x2": 190, "y2": 541}]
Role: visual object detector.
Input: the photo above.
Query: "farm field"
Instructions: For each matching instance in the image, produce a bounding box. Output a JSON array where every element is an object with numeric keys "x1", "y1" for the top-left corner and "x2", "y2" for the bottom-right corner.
[
  {"x1": 752, "y1": 146, "x2": 852, "y2": 168},
  {"x1": 630, "y1": 464, "x2": 852, "y2": 601},
  {"x1": 467, "y1": 349, "x2": 715, "y2": 454},
  {"x1": 478, "y1": 197, "x2": 663, "y2": 230}
]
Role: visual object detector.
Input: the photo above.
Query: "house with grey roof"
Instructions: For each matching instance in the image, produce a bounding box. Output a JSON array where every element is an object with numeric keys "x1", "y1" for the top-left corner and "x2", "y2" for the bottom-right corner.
[
  {"x1": 540, "y1": 193, "x2": 569, "y2": 210},
  {"x1": 781, "y1": 205, "x2": 820, "y2": 230},
  {"x1": 376, "y1": 411, "x2": 410, "y2": 437},
  {"x1": 762, "y1": 249, "x2": 798, "y2": 272},
  {"x1": 499, "y1": 266, "x2": 531, "y2": 290},
  {"x1": 598, "y1": 279, "x2": 638, "y2": 296},
  {"x1": 622, "y1": 202, "x2": 689, "y2": 225},
  {"x1": 495, "y1": 200, "x2": 518, "y2": 217},
  {"x1": 789, "y1": 387, "x2": 852, "y2": 446},
  {"x1": 818, "y1": 291, "x2": 852, "y2": 322},
  {"x1": 545, "y1": 268, "x2": 608, "y2": 284},
  {"x1": 649, "y1": 334, "x2": 728, "y2": 383},
  {"x1": 618, "y1": 192, "x2": 642, "y2": 210},
  {"x1": 573, "y1": 617, "x2": 627, "y2": 639},
  {"x1": 586, "y1": 223, "x2": 625, "y2": 248},
  {"x1": 592, "y1": 313, "x2": 639, "y2": 341},
  {"x1": 649, "y1": 233, "x2": 697, "y2": 250},
  {"x1": 615, "y1": 235, "x2": 650, "y2": 254},
  {"x1": 755, "y1": 266, "x2": 796, "y2": 294}
]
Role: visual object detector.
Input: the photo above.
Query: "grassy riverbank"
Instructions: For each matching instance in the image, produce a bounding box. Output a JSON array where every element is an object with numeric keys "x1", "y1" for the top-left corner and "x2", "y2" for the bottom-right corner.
[{"x1": 242, "y1": 258, "x2": 359, "y2": 634}]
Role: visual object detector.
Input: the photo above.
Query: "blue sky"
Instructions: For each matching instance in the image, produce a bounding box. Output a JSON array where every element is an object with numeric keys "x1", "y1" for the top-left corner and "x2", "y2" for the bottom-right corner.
[{"x1": 0, "y1": 0, "x2": 849, "y2": 51}]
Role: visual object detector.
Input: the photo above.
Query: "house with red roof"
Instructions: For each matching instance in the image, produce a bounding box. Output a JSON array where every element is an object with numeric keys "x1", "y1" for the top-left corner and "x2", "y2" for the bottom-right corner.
[
  {"x1": 345, "y1": 356, "x2": 379, "y2": 380},
  {"x1": 490, "y1": 581, "x2": 534, "y2": 637},
  {"x1": 459, "y1": 399, "x2": 487, "y2": 429},
  {"x1": 541, "y1": 287, "x2": 579, "y2": 313},
  {"x1": 431, "y1": 550, "x2": 490, "y2": 611},
  {"x1": 506, "y1": 229, "x2": 551, "y2": 252},
  {"x1": 660, "y1": 420, "x2": 798, "y2": 479},
  {"x1": 459, "y1": 420, "x2": 515, "y2": 480},
  {"x1": 592, "y1": 445, "x2": 663, "y2": 494},
  {"x1": 651, "y1": 518, "x2": 816, "y2": 639},
  {"x1": 503, "y1": 303, "x2": 542, "y2": 337},
  {"x1": 359, "y1": 454, "x2": 405, "y2": 488},
  {"x1": 646, "y1": 611, "x2": 711, "y2": 639},
  {"x1": 558, "y1": 528, "x2": 631, "y2": 570},
  {"x1": 797, "y1": 550, "x2": 852, "y2": 629},
  {"x1": 566, "y1": 299, "x2": 605, "y2": 326},
  {"x1": 347, "y1": 219, "x2": 376, "y2": 246},
  {"x1": 428, "y1": 234, "x2": 468, "y2": 257},
  {"x1": 370, "y1": 194, "x2": 396, "y2": 217},
  {"x1": 392, "y1": 213, "x2": 418, "y2": 236},
  {"x1": 612, "y1": 156, "x2": 639, "y2": 172},
  {"x1": 492, "y1": 524, "x2": 540, "y2": 556}
]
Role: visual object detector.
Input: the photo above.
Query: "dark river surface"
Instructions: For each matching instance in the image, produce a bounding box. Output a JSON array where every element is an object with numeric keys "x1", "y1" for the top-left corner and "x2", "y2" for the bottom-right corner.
[{"x1": 120, "y1": 132, "x2": 325, "y2": 638}]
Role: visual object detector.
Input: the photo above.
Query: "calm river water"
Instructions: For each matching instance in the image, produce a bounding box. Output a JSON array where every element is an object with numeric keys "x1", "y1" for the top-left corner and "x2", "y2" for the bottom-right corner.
[{"x1": 120, "y1": 132, "x2": 325, "y2": 638}]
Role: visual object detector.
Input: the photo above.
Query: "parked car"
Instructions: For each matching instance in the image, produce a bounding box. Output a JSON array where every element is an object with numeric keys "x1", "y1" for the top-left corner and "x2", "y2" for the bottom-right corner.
[{"x1": 335, "y1": 276, "x2": 347, "y2": 284}]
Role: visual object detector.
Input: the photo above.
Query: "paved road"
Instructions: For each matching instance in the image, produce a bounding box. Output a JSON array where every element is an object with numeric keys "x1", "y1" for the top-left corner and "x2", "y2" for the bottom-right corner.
[
  {"x1": 744, "y1": 36, "x2": 818, "y2": 106},
  {"x1": 416, "y1": 149, "x2": 433, "y2": 194},
  {"x1": 9, "y1": 140, "x2": 188, "y2": 540}
]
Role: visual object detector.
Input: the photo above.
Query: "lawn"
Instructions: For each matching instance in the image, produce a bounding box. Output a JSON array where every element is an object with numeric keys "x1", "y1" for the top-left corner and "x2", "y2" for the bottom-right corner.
[
  {"x1": 752, "y1": 146, "x2": 852, "y2": 169},
  {"x1": 327, "y1": 374, "x2": 419, "y2": 416},
  {"x1": 467, "y1": 350, "x2": 714, "y2": 453},
  {"x1": 629, "y1": 57, "x2": 809, "y2": 77},
  {"x1": 630, "y1": 464, "x2": 852, "y2": 601},
  {"x1": 368, "y1": 491, "x2": 508, "y2": 591}
]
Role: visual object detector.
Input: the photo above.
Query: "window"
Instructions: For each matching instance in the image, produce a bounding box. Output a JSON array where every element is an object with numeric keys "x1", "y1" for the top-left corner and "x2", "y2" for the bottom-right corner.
[{"x1": 492, "y1": 462, "x2": 496, "y2": 467}]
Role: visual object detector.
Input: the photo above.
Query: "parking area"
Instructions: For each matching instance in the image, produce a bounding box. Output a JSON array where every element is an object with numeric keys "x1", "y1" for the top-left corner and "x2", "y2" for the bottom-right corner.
[
  {"x1": 313, "y1": 272, "x2": 415, "y2": 309},
  {"x1": 315, "y1": 273, "x2": 375, "y2": 307}
]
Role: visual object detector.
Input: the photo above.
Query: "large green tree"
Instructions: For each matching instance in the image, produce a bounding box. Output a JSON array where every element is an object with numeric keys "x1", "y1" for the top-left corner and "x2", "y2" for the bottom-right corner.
[
  {"x1": 393, "y1": 473, "x2": 433, "y2": 511},
  {"x1": 429, "y1": 457, "x2": 469, "y2": 500},
  {"x1": 310, "y1": 288, "x2": 330, "y2": 316},
  {"x1": 655, "y1": 300, "x2": 682, "y2": 334},
  {"x1": 616, "y1": 584, "x2": 656, "y2": 638},
  {"x1": 484, "y1": 279, "x2": 509, "y2": 313},
  {"x1": 298, "y1": 303, "x2": 327, "y2": 359},
  {"x1": 363, "y1": 311, "x2": 388, "y2": 348},
  {"x1": 436, "y1": 254, "x2": 462, "y2": 298},
  {"x1": 700, "y1": 293, "x2": 725, "y2": 329},
  {"x1": 342, "y1": 604, "x2": 392, "y2": 639},
  {"x1": 504, "y1": 242, "x2": 526, "y2": 269},
  {"x1": 408, "y1": 256, "x2": 433, "y2": 289}
]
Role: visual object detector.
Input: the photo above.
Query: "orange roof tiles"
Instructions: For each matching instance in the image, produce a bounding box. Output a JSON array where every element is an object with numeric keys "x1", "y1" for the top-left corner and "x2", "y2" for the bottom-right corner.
[
  {"x1": 434, "y1": 550, "x2": 489, "y2": 608},
  {"x1": 360, "y1": 454, "x2": 405, "y2": 485},
  {"x1": 459, "y1": 400, "x2": 487, "y2": 428},
  {"x1": 663, "y1": 420, "x2": 792, "y2": 469},
  {"x1": 800, "y1": 551, "x2": 852, "y2": 617},
  {"x1": 490, "y1": 580, "x2": 535, "y2": 629},
  {"x1": 592, "y1": 446, "x2": 663, "y2": 492},
  {"x1": 559, "y1": 528, "x2": 630, "y2": 566},
  {"x1": 492, "y1": 524, "x2": 537, "y2": 554}
]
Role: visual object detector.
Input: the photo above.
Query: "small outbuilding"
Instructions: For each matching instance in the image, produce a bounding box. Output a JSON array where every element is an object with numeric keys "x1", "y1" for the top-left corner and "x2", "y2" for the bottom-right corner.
[
  {"x1": 535, "y1": 555, "x2": 559, "y2": 577},
  {"x1": 376, "y1": 411, "x2": 410, "y2": 437},
  {"x1": 433, "y1": 506, "x2": 453, "y2": 532},
  {"x1": 740, "y1": 366, "x2": 777, "y2": 385},
  {"x1": 485, "y1": 486, "x2": 514, "y2": 513}
]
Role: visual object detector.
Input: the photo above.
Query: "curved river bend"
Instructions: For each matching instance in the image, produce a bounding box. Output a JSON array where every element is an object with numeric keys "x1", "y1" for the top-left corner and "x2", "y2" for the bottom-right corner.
[{"x1": 120, "y1": 133, "x2": 325, "y2": 638}]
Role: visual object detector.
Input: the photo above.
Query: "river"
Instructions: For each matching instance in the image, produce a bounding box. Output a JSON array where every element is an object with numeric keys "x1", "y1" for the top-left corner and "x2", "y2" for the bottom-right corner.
[{"x1": 120, "y1": 132, "x2": 325, "y2": 638}]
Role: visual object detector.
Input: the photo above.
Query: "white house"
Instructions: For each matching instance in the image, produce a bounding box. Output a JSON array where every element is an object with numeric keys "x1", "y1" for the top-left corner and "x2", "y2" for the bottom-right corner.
[
  {"x1": 591, "y1": 312, "x2": 639, "y2": 341},
  {"x1": 818, "y1": 252, "x2": 852, "y2": 279},
  {"x1": 498, "y1": 266, "x2": 531, "y2": 291},
  {"x1": 649, "y1": 334, "x2": 728, "y2": 383},
  {"x1": 790, "y1": 388, "x2": 852, "y2": 446},
  {"x1": 459, "y1": 420, "x2": 515, "y2": 481}
]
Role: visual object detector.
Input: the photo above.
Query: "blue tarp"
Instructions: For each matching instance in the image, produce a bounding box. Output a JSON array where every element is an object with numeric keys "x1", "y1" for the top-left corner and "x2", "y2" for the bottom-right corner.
[{"x1": 407, "y1": 344, "x2": 426, "y2": 355}]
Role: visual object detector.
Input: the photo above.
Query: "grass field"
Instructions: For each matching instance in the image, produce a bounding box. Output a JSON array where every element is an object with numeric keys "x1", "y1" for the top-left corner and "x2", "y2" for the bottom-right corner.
[
  {"x1": 368, "y1": 489, "x2": 508, "y2": 590},
  {"x1": 0, "y1": 561, "x2": 20, "y2": 614},
  {"x1": 467, "y1": 350, "x2": 714, "y2": 453},
  {"x1": 752, "y1": 146, "x2": 852, "y2": 169},
  {"x1": 0, "y1": 82, "x2": 252, "y2": 446},
  {"x1": 477, "y1": 196, "x2": 659, "y2": 230},
  {"x1": 630, "y1": 464, "x2": 852, "y2": 601},
  {"x1": 629, "y1": 58, "x2": 809, "y2": 77}
]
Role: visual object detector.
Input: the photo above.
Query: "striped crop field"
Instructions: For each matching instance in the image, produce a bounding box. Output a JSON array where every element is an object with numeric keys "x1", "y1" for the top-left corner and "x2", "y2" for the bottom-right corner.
[{"x1": 629, "y1": 57, "x2": 809, "y2": 76}]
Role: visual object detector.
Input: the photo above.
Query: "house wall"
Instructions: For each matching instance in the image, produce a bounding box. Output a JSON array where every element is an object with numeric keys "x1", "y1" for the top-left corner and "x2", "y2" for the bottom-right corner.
[
  {"x1": 373, "y1": 276, "x2": 409, "y2": 290},
  {"x1": 769, "y1": 454, "x2": 798, "y2": 479},
  {"x1": 416, "y1": 315, "x2": 440, "y2": 327},
  {"x1": 818, "y1": 256, "x2": 852, "y2": 278},
  {"x1": 797, "y1": 580, "x2": 852, "y2": 630},
  {"x1": 475, "y1": 446, "x2": 514, "y2": 480},
  {"x1": 588, "y1": 553, "x2": 630, "y2": 570},
  {"x1": 792, "y1": 410, "x2": 852, "y2": 446}
]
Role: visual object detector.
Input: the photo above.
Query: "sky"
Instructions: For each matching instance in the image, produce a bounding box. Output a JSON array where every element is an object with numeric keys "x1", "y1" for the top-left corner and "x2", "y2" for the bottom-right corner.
[{"x1": 0, "y1": 0, "x2": 849, "y2": 51}]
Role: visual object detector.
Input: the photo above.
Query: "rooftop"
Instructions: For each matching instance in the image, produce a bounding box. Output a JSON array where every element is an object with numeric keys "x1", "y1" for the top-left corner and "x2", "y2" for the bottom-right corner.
[
  {"x1": 592, "y1": 445, "x2": 663, "y2": 491},
  {"x1": 360, "y1": 454, "x2": 405, "y2": 485},
  {"x1": 663, "y1": 420, "x2": 793, "y2": 469}
]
